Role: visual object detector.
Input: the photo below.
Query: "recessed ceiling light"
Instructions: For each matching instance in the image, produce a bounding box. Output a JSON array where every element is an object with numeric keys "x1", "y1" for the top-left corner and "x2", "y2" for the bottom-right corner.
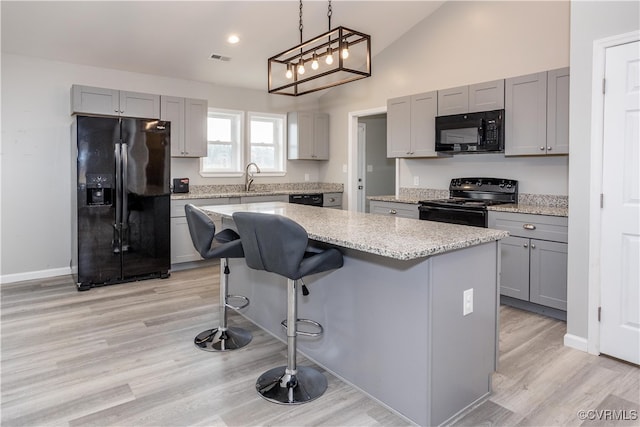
[{"x1": 227, "y1": 35, "x2": 240, "y2": 44}]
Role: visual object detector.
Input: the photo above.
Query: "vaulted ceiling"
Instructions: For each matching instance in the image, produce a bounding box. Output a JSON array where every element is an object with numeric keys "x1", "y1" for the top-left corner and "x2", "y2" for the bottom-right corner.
[{"x1": 1, "y1": 1, "x2": 444, "y2": 91}]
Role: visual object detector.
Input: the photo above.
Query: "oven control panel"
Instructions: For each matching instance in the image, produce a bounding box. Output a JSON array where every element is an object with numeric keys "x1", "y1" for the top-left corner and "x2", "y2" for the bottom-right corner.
[{"x1": 450, "y1": 177, "x2": 517, "y2": 193}]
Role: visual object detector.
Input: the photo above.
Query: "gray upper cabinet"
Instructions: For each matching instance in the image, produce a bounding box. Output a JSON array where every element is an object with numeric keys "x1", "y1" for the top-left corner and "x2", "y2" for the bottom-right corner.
[
  {"x1": 469, "y1": 79, "x2": 505, "y2": 112},
  {"x1": 546, "y1": 67, "x2": 570, "y2": 154},
  {"x1": 387, "y1": 91, "x2": 438, "y2": 158},
  {"x1": 505, "y1": 68, "x2": 570, "y2": 156},
  {"x1": 162, "y1": 96, "x2": 208, "y2": 158},
  {"x1": 437, "y1": 79, "x2": 505, "y2": 115},
  {"x1": 437, "y1": 86, "x2": 468, "y2": 115},
  {"x1": 288, "y1": 112, "x2": 329, "y2": 160},
  {"x1": 71, "y1": 85, "x2": 160, "y2": 119}
]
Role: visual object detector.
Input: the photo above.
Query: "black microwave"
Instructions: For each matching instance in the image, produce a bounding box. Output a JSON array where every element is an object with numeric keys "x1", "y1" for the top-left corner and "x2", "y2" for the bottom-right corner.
[{"x1": 435, "y1": 109, "x2": 504, "y2": 153}]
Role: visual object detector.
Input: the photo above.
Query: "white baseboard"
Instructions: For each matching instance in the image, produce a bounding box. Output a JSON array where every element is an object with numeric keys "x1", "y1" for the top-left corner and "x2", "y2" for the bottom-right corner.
[
  {"x1": 1, "y1": 267, "x2": 72, "y2": 285},
  {"x1": 564, "y1": 333, "x2": 588, "y2": 352}
]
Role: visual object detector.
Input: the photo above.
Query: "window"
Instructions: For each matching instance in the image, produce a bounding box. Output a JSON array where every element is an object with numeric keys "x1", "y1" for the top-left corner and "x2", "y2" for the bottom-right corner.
[
  {"x1": 201, "y1": 109, "x2": 243, "y2": 176},
  {"x1": 200, "y1": 109, "x2": 286, "y2": 177},
  {"x1": 248, "y1": 112, "x2": 286, "y2": 175}
]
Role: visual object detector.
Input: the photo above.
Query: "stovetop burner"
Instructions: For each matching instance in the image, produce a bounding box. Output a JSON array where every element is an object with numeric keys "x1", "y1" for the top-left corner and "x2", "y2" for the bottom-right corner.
[{"x1": 419, "y1": 177, "x2": 518, "y2": 209}]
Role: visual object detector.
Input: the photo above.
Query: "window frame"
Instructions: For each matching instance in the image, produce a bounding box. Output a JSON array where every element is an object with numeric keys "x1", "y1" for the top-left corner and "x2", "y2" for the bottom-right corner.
[
  {"x1": 200, "y1": 108, "x2": 244, "y2": 178},
  {"x1": 246, "y1": 111, "x2": 287, "y2": 177}
]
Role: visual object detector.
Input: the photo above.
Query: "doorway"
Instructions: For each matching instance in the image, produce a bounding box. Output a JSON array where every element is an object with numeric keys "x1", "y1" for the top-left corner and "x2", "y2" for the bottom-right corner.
[
  {"x1": 347, "y1": 107, "x2": 398, "y2": 212},
  {"x1": 357, "y1": 115, "x2": 396, "y2": 213}
]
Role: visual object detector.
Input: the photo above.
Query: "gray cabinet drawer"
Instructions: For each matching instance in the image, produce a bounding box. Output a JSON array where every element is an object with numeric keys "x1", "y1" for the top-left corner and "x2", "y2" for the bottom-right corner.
[
  {"x1": 488, "y1": 211, "x2": 567, "y2": 243},
  {"x1": 323, "y1": 192, "x2": 342, "y2": 208},
  {"x1": 370, "y1": 201, "x2": 419, "y2": 219}
]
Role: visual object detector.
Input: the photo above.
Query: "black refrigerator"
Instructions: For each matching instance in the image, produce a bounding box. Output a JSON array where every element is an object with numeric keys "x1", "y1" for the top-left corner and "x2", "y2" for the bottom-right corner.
[{"x1": 71, "y1": 115, "x2": 171, "y2": 290}]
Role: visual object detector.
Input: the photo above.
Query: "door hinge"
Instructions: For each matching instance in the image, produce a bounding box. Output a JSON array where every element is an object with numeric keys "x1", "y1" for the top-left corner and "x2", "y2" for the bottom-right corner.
[
  {"x1": 600, "y1": 193, "x2": 604, "y2": 208},
  {"x1": 598, "y1": 306, "x2": 601, "y2": 322},
  {"x1": 602, "y1": 78, "x2": 606, "y2": 94}
]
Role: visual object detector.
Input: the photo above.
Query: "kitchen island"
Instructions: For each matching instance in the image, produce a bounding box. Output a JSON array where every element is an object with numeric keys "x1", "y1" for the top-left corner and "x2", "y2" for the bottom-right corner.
[{"x1": 201, "y1": 202, "x2": 508, "y2": 426}]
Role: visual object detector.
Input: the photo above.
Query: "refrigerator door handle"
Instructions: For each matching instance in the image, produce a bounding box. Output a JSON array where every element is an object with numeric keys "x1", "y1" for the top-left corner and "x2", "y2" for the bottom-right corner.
[
  {"x1": 114, "y1": 143, "x2": 122, "y2": 229},
  {"x1": 121, "y1": 143, "x2": 129, "y2": 252},
  {"x1": 113, "y1": 142, "x2": 122, "y2": 253}
]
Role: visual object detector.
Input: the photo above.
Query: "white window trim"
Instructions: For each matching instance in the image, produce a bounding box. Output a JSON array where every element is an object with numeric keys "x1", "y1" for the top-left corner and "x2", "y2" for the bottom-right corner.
[
  {"x1": 200, "y1": 108, "x2": 244, "y2": 178},
  {"x1": 246, "y1": 111, "x2": 287, "y2": 177}
]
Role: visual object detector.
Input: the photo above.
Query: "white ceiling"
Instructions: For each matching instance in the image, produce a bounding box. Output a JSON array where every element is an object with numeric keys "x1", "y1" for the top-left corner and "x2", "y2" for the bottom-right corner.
[{"x1": 1, "y1": 1, "x2": 444, "y2": 92}]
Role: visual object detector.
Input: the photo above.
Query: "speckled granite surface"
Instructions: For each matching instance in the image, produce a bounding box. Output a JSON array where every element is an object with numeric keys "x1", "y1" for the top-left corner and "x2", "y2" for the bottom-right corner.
[
  {"x1": 368, "y1": 188, "x2": 568, "y2": 217},
  {"x1": 201, "y1": 202, "x2": 508, "y2": 261},
  {"x1": 171, "y1": 182, "x2": 343, "y2": 200},
  {"x1": 487, "y1": 204, "x2": 568, "y2": 217}
]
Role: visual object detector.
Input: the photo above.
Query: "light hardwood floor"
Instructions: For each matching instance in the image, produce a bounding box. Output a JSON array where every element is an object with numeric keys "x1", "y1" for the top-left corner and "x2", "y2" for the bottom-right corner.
[{"x1": 1, "y1": 265, "x2": 638, "y2": 426}]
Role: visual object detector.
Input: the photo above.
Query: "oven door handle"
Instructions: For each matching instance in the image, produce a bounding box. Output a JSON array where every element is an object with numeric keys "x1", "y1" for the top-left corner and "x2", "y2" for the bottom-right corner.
[{"x1": 419, "y1": 205, "x2": 484, "y2": 214}]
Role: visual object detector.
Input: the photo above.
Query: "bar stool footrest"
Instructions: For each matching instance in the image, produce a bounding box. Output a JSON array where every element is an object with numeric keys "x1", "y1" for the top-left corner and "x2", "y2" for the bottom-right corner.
[
  {"x1": 281, "y1": 318, "x2": 323, "y2": 337},
  {"x1": 225, "y1": 294, "x2": 250, "y2": 310}
]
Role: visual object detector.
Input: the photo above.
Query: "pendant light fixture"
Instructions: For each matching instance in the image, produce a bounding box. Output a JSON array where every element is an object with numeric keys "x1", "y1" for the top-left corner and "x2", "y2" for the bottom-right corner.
[{"x1": 268, "y1": 0, "x2": 371, "y2": 96}]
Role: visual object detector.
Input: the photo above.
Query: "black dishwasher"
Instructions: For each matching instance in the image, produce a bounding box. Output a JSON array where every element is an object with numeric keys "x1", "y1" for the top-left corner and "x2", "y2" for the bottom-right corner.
[{"x1": 289, "y1": 194, "x2": 323, "y2": 206}]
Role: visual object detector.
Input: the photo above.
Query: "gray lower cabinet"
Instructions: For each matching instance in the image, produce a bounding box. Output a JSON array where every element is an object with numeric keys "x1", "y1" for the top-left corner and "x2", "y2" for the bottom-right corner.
[
  {"x1": 489, "y1": 211, "x2": 568, "y2": 312},
  {"x1": 323, "y1": 192, "x2": 343, "y2": 209},
  {"x1": 170, "y1": 198, "x2": 230, "y2": 265},
  {"x1": 369, "y1": 200, "x2": 419, "y2": 219}
]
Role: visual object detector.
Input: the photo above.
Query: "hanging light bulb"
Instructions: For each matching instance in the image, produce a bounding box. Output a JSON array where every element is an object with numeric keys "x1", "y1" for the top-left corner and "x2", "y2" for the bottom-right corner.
[
  {"x1": 341, "y1": 40, "x2": 349, "y2": 59},
  {"x1": 285, "y1": 64, "x2": 293, "y2": 79},
  {"x1": 325, "y1": 47, "x2": 334, "y2": 65},
  {"x1": 311, "y1": 52, "x2": 319, "y2": 70},
  {"x1": 297, "y1": 60, "x2": 305, "y2": 75}
]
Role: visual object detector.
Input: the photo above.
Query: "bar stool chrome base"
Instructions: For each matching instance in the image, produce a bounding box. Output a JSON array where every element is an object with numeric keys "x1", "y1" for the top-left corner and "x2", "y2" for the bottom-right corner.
[
  {"x1": 194, "y1": 327, "x2": 252, "y2": 351},
  {"x1": 256, "y1": 365, "x2": 327, "y2": 404}
]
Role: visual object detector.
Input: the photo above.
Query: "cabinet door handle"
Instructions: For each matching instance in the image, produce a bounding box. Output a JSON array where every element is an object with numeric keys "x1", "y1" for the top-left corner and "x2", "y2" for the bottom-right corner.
[
  {"x1": 523, "y1": 224, "x2": 536, "y2": 230},
  {"x1": 547, "y1": 147, "x2": 552, "y2": 151},
  {"x1": 524, "y1": 243, "x2": 528, "y2": 248},
  {"x1": 540, "y1": 146, "x2": 545, "y2": 151},
  {"x1": 531, "y1": 243, "x2": 536, "y2": 249},
  {"x1": 389, "y1": 209, "x2": 397, "y2": 215},
  {"x1": 329, "y1": 198, "x2": 336, "y2": 202}
]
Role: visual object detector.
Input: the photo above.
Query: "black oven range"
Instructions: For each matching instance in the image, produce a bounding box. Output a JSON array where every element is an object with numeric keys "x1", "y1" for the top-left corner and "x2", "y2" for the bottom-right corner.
[{"x1": 419, "y1": 177, "x2": 518, "y2": 228}]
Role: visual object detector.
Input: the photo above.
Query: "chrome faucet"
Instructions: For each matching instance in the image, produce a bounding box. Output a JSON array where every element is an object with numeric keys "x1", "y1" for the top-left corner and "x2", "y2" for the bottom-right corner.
[{"x1": 244, "y1": 162, "x2": 261, "y2": 192}]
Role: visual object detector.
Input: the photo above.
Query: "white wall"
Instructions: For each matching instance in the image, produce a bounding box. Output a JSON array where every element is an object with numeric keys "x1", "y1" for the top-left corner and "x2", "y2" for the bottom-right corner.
[
  {"x1": 566, "y1": 1, "x2": 640, "y2": 344},
  {"x1": 318, "y1": 0, "x2": 571, "y2": 206},
  {"x1": 0, "y1": 54, "x2": 319, "y2": 279}
]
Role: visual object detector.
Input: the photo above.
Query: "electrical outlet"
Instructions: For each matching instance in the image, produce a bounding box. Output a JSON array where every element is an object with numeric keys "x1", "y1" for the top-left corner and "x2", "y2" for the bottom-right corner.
[
  {"x1": 413, "y1": 176, "x2": 420, "y2": 186},
  {"x1": 304, "y1": 173, "x2": 310, "y2": 181},
  {"x1": 463, "y1": 288, "x2": 473, "y2": 316}
]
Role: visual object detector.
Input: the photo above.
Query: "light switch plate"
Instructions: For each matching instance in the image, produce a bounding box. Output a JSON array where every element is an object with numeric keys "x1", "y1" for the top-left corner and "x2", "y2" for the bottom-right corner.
[
  {"x1": 413, "y1": 176, "x2": 420, "y2": 186},
  {"x1": 463, "y1": 288, "x2": 473, "y2": 316}
]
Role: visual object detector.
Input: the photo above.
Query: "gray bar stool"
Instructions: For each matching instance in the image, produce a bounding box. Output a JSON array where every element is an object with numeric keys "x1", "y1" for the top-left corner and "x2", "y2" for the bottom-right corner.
[
  {"x1": 232, "y1": 212, "x2": 343, "y2": 404},
  {"x1": 185, "y1": 204, "x2": 252, "y2": 351}
]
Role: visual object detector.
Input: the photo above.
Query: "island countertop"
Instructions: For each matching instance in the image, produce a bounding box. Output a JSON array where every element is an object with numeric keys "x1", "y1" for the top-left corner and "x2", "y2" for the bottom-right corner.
[{"x1": 200, "y1": 202, "x2": 508, "y2": 261}]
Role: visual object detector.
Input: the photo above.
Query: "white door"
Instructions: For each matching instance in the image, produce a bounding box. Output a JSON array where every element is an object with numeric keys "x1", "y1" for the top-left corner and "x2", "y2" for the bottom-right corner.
[{"x1": 600, "y1": 40, "x2": 640, "y2": 364}]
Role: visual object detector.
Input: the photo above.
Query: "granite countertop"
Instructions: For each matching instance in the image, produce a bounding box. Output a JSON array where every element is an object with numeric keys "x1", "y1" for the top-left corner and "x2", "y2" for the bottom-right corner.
[
  {"x1": 367, "y1": 195, "x2": 421, "y2": 204},
  {"x1": 487, "y1": 204, "x2": 568, "y2": 217},
  {"x1": 200, "y1": 202, "x2": 508, "y2": 261},
  {"x1": 171, "y1": 183, "x2": 343, "y2": 200},
  {"x1": 369, "y1": 189, "x2": 568, "y2": 217}
]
